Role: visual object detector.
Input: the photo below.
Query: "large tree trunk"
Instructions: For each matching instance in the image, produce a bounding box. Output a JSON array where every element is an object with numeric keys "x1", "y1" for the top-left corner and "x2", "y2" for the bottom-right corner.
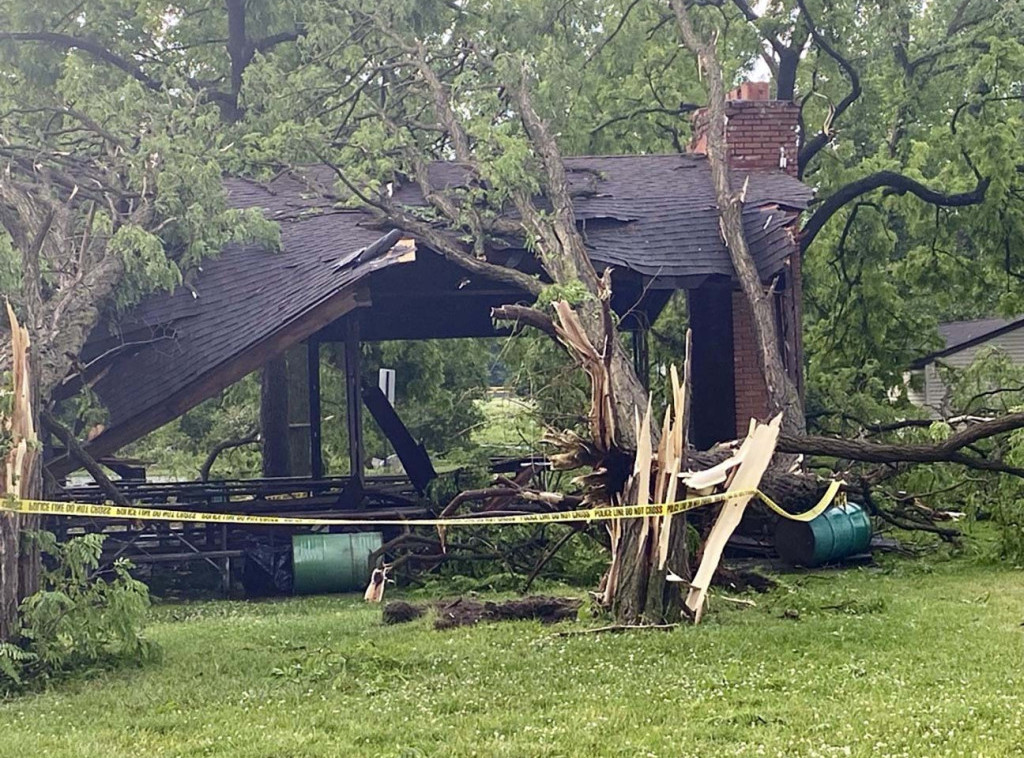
[
  {"x1": 1, "y1": 304, "x2": 40, "y2": 641},
  {"x1": 0, "y1": 514, "x2": 19, "y2": 641},
  {"x1": 672, "y1": 0, "x2": 805, "y2": 434}
]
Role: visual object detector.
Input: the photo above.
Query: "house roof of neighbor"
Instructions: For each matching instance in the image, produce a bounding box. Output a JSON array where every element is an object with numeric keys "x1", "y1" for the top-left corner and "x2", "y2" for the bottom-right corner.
[
  {"x1": 911, "y1": 316, "x2": 1024, "y2": 368},
  {"x1": 63, "y1": 154, "x2": 812, "y2": 466}
]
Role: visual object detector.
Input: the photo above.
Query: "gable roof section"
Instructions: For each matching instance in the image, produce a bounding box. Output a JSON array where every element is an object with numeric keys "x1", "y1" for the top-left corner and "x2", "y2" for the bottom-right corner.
[
  {"x1": 911, "y1": 316, "x2": 1024, "y2": 368},
  {"x1": 53, "y1": 224, "x2": 413, "y2": 476}
]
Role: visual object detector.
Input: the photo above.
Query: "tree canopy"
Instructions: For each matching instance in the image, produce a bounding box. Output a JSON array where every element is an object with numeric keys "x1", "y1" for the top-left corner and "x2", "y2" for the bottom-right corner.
[{"x1": 0, "y1": 0, "x2": 1020, "y2": 423}]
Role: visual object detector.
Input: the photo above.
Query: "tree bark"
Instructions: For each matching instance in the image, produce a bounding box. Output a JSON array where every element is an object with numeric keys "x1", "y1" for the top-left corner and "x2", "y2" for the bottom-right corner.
[
  {"x1": 0, "y1": 513, "x2": 20, "y2": 640},
  {"x1": 1, "y1": 304, "x2": 39, "y2": 640}
]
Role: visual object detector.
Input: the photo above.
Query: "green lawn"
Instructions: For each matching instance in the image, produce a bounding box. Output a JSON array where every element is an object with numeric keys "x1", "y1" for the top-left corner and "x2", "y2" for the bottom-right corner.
[{"x1": 2, "y1": 558, "x2": 1024, "y2": 757}]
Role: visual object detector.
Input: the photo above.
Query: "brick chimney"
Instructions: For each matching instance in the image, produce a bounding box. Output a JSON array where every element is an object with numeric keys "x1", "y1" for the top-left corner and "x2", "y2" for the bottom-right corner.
[
  {"x1": 686, "y1": 82, "x2": 803, "y2": 444},
  {"x1": 688, "y1": 81, "x2": 800, "y2": 176}
]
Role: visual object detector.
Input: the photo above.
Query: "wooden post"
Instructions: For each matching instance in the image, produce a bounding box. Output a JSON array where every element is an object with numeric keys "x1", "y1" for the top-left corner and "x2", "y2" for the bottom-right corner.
[
  {"x1": 307, "y1": 338, "x2": 323, "y2": 480},
  {"x1": 260, "y1": 356, "x2": 291, "y2": 477},
  {"x1": 285, "y1": 346, "x2": 311, "y2": 477},
  {"x1": 344, "y1": 316, "x2": 364, "y2": 491}
]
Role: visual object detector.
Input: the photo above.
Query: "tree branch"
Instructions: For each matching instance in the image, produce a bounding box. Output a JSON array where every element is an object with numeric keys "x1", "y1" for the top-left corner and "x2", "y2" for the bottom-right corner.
[
  {"x1": 41, "y1": 409, "x2": 130, "y2": 506},
  {"x1": 0, "y1": 31, "x2": 163, "y2": 90},
  {"x1": 729, "y1": 0, "x2": 787, "y2": 56},
  {"x1": 589, "y1": 104, "x2": 699, "y2": 136},
  {"x1": 522, "y1": 525, "x2": 582, "y2": 593},
  {"x1": 779, "y1": 411, "x2": 1024, "y2": 478},
  {"x1": 795, "y1": 0, "x2": 862, "y2": 175},
  {"x1": 200, "y1": 430, "x2": 260, "y2": 481},
  {"x1": 492, "y1": 304, "x2": 560, "y2": 341},
  {"x1": 253, "y1": 26, "x2": 308, "y2": 55},
  {"x1": 801, "y1": 171, "x2": 990, "y2": 252}
]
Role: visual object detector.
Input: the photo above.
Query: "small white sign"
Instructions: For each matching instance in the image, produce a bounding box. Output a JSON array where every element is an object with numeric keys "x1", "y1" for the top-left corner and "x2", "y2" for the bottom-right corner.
[{"x1": 378, "y1": 368, "x2": 396, "y2": 406}]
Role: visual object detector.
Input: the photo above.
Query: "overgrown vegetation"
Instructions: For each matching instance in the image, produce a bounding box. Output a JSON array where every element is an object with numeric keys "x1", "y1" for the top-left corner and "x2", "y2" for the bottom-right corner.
[
  {"x1": 0, "y1": 533, "x2": 154, "y2": 695},
  {"x1": 2, "y1": 553, "x2": 1022, "y2": 757}
]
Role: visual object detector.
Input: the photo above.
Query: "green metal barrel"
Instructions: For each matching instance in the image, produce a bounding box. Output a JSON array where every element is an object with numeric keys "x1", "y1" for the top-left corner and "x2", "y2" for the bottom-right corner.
[
  {"x1": 292, "y1": 532, "x2": 383, "y2": 595},
  {"x1": 774, "y1": 502, "x2": 872, "y2": 567}
]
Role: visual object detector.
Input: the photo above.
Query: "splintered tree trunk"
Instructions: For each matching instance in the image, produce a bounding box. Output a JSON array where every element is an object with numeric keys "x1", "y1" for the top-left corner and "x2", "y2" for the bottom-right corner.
[
  {"x1": 606, "y1": 353, "x2": 692, "y2": 626},
  {"x1": 510, "y1": 76, "x2": 763, "y2": 625},
  {"x1": 1, "y1": 304, "x2": 40, "y2": 640}
]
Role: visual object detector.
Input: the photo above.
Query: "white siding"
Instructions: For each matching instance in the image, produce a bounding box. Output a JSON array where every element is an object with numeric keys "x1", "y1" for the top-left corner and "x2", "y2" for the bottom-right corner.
[
  {"x1": 904, "y1": 370, "x2": 927, "y2": 407},
  {"x1": 916, "y1": 324, "x2": 1024, "y2": 417}
]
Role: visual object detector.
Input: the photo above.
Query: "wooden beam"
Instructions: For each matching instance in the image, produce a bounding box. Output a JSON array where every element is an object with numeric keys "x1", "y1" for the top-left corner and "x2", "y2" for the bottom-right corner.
[
  {"x1": 308, "y1": 339, "x2": 323, "y2": 480},
  {"x1": 361, "y1": 383, "x2": 437, "y2": 493},
  {"x1": 344, "y1": 316, "x2": 364, "y2": 495}
]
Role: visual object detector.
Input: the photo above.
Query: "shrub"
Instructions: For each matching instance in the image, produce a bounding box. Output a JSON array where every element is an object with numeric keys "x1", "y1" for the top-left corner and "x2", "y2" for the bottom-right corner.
[{"x1": 0, "y1": 532, "x2": 156, "y2": 695}]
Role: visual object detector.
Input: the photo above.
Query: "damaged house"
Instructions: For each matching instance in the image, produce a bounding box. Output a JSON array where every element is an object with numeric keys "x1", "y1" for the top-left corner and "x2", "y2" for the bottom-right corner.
[{"x1": 47, "y1": 84, "x2": 813, "y2": 577}]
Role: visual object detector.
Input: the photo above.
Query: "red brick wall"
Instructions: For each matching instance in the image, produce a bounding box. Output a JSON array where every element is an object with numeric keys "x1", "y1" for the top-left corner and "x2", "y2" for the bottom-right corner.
[
  {"x1": 732, "y1": 290, "x2": 770, "y2": 430},
  {"x1": 689, "y1": 100, "x2": 800, "y2": 176},
  {"x1": 689, "y1": 86, "x2": 801, "y2": 431}
]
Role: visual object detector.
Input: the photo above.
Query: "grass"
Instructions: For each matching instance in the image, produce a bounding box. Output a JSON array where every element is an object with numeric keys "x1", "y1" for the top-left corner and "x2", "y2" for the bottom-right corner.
[
  {"x1": 470, "y1": 395, "x2": 545, "y2": 455},
  {"x1": 2, "y1": 556, "x2": 1024, "y2": 757}
]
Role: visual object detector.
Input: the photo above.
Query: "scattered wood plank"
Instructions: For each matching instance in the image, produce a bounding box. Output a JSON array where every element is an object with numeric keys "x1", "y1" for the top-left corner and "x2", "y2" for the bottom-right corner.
[{"x1": 685, "y1": 415, "x2": 782, "y2": 623}]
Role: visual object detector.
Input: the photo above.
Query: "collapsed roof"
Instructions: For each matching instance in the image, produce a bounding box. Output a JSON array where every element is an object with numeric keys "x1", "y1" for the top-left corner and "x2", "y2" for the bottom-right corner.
[
  {"x1": 61, "y1": 153, "x2": 812, "y2": 467},
  {"x1": 228, "y1": 155, "x2": 812, "y2": 281}
]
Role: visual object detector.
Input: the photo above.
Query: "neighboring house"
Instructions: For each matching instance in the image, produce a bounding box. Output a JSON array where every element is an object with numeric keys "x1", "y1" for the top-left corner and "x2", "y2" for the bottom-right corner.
[{"x1": 907, "y1": 316, "x2": 1024, "y2": 416}]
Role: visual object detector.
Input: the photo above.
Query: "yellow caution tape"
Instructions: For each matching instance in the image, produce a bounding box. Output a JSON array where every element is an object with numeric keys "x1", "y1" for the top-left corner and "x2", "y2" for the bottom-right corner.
[
  {"x1": 0, "y1": 480, "x2": 845, "y2": 527},
  {"x1": 757, "y1": 479, "x2": 846, "y2": 523}
]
